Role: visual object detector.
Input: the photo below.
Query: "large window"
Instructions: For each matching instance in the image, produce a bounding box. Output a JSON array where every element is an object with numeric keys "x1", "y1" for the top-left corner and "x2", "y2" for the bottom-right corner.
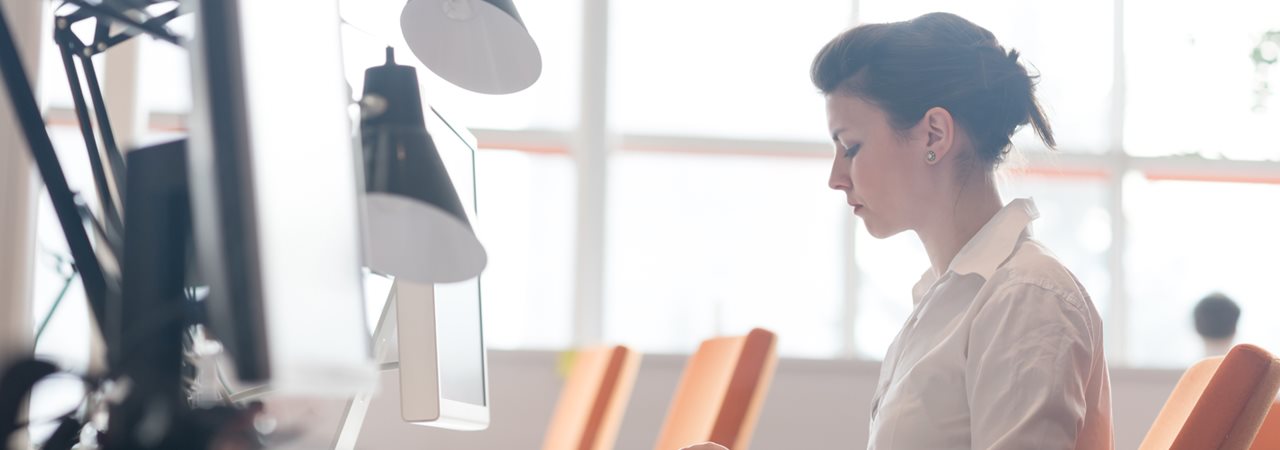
[
  {"x1": 609, "y1": 0, "x2": 854, "y2": 141},
  {"x1": 27, "y1": 0, "x2": 1280, "y2": 372},
  {"x1": 1125, "y1": 179, "x2": 1280, "y2": 367},
  {"x1": 1124, "y1": 0, "x2": 1280, "y2": 159},
  {"x1": 603, "y1": 151, "x2": 845, "y2": 358},
  {"x1": 474, "y1": 150, "x2": 577, "y2": 349}
]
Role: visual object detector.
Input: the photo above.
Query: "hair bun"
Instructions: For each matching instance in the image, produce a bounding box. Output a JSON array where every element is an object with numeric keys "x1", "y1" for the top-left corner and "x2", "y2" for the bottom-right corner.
[{"x1": 811, "y1": 12, "x2": 1057, "y2": 165}]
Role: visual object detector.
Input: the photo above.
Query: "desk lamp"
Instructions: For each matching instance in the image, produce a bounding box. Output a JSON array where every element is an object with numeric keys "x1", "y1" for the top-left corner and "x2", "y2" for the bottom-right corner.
[
  {"x1": 401, "y1": 0, "x2": 541, "y2": 94},
  {"x1": 361, "y1": 47, "x2": 486, "y2": 283}
]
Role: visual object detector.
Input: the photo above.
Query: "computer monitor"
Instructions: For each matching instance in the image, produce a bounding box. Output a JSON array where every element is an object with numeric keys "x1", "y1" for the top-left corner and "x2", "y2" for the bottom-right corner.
[
  {"x1": 391, "y1": 105, "x2": 489, "y2": 430},
  {"x1": 185, "y1": 0, "x2": 376, "y2": 394},
  {"x1": 333, "y1": 103, "x2": 488, "y2": 447}
]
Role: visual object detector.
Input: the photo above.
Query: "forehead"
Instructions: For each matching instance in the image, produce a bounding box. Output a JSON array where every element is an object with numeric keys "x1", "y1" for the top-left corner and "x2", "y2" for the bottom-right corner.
[{"x1": 825, "y1": 93, "x2": 889, "y2": 134}]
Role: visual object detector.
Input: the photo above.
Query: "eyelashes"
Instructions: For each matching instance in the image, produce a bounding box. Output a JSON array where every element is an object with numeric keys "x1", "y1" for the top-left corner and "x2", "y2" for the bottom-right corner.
[{"x1": 843, "y1": 143, "x2": 862, "y2": 159}]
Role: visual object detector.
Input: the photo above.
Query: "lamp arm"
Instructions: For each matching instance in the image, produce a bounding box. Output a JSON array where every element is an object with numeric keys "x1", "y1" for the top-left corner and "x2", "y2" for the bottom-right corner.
[
  {"x1": 0, "y1": 0, "x2": 111, "y2": 325},
  {"x1": 55, "y1": 28, "x2": 126, "y2": 251},
  {"x1": 61, "y1": 0, "x2": 183, "y2": 45}
]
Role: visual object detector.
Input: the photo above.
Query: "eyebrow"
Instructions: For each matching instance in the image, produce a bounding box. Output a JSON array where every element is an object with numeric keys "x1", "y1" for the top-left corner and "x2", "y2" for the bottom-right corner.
[{"x1": 830, "y1": 127, "x2": 847, "y2": 143}]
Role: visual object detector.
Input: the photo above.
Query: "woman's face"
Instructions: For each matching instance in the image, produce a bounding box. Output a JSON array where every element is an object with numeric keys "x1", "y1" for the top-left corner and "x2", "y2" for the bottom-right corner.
[{"x1": 826, "y1": 93, "x2": 935, "y2": 239}]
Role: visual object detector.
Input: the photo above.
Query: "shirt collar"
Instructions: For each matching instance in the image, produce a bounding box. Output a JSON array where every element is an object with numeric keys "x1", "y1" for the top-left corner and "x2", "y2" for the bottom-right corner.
[{"x1": 911, "y1": 198, "x2": 1039, "y2": 303}]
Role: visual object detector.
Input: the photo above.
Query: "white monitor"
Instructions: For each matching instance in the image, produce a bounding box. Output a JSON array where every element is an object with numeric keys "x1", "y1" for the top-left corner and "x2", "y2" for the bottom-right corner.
[
  {"x1": 337, "y1": 104, "x2": 488, "y2": 444},
  {"x1": 395, "y1": 103, "x2": 488, "y2": 429}
]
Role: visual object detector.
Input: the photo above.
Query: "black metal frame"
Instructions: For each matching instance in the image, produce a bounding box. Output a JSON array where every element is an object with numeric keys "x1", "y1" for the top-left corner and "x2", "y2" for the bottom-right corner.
[
  {"x1": 51, "y1": 0, "x2": 186, "y2": 258},
  {"x1": 0, "y1": 2, "x2": 111, "y2": 327},
  {"x1": 2, "y1": 2, "x2": 263, "y2": 448},
  {"x1": 61, "y1": 0, "x2": 184, "y2": 46},
  {"x1": 44, "y1": 3, "x2": 188, "y2": 363},
  {"x1": 0, "y1": 0, "x2": 189, "y2": 335}
]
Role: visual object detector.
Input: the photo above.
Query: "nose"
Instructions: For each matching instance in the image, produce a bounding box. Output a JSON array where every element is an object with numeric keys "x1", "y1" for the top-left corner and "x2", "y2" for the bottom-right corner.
[{"x1": 829, "y1": 157, "x2": 851, "y2": 192}]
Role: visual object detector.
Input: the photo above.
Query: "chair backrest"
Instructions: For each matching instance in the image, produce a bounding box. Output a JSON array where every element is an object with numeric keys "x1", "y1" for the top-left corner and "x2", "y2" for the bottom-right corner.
[
  {"x1": 1247, "y1": 401, "x2": 1280, "y2": 450},
  {"x1": 653, "y1": 328, "x2": 778, "y2": 450},
  {"x1": 1139, "y1": 344, "x2": 1280, "y2": 450},
  {"x1": 1141, "y1": 356, "x2": 1225, "y2": 449},
  {"x1": 543, "y1": 345, "x2": 642, "y2": 450}
]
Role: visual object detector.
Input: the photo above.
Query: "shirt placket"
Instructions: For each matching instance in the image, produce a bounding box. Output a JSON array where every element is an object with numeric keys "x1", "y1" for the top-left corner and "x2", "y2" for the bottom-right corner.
[{"x1": 870, "y1": 274, "x2": 948, "y2": 421}]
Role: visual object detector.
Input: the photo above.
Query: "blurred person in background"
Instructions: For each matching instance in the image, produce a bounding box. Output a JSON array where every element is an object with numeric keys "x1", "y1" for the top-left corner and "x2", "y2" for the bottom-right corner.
[{"x1": 1194, "y1": 292, "x2": 1240, "y2": 358}]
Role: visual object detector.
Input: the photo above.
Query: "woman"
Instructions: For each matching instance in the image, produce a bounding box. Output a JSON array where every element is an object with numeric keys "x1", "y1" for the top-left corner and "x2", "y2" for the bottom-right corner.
[{"x1": 684, "y1": 12, "x2": 1113, "y2": 450}]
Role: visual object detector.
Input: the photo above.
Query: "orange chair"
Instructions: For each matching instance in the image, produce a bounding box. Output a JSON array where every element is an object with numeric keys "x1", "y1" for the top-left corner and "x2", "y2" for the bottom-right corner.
[
  {"x1": 1139, "y1": 344, "x2": 1280, "y2": 450},
  {"x1": 1248, "y1": 401, "x2": 1280, "y2": 450},
  {"x1": 543, "y1": 345, "x2": 642, "y2": 450},
  {"x1": 653, "y1": 328, "x2": 778, "y2": 450}
]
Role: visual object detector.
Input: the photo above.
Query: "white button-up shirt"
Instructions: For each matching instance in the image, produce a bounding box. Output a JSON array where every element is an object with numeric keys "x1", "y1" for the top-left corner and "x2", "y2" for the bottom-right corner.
[{"x1": 868, "y1": 198, "x2": 1113, "y2": 450}]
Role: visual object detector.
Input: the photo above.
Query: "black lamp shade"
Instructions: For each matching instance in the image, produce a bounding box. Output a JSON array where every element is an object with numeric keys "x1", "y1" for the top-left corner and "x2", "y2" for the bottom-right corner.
[
  {"x1": 401, "y1": 0, "x2": 542, "y2": 94},
  {"x1": 361, "y1": 48, "x2": 486, "y2": 283}
]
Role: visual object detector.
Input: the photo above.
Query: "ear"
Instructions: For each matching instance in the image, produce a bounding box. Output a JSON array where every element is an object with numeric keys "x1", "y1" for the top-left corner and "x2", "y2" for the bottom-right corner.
[{"x1": 917, "y1": 107, "x2": 955, "y2": 164}]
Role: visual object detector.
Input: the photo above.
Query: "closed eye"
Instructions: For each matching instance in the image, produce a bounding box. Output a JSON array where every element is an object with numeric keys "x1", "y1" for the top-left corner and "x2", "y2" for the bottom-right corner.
[{"x1": 843, "y1": 143, "x2": 862, "y2": 159}]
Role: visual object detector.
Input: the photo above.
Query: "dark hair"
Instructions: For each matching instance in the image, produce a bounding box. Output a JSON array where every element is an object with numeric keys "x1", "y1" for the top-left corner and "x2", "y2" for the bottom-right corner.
[
  {"x1": 1193, "y1": 293, "x2": 1241, "y2": 339},
  {"x1": 811, "y1": 12, "x2": 1054, "y2": 166}
]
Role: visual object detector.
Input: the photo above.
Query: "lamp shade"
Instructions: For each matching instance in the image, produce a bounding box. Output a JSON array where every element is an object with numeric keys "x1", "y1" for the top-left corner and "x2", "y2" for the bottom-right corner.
[
  {"x1": 361, "y1": 47, "x2": 487, "y2": 283},
  {"x1": 400, "y1": 0, "x2": 541, "y2": 94}
]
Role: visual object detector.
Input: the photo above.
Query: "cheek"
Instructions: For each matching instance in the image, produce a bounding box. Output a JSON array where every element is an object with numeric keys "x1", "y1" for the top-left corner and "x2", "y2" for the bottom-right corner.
[
  {"x1": 849, "y1": 158, "x2": 874, "y2": 195},
  {"x1": 850, "y1": 151, "x2": 899, "y2": 203},
  {"x1": 852, "y1": 148, "x2": 917, "y2": 226},
  {"x1": 897, "y1": 155, "x2": 934, "y2": 199}
]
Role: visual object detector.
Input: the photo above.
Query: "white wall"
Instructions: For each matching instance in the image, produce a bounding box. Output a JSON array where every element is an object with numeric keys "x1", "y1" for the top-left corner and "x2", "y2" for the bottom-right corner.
[{"x1": 274, "y1": 350, "x2": 1182, "y2": 449}]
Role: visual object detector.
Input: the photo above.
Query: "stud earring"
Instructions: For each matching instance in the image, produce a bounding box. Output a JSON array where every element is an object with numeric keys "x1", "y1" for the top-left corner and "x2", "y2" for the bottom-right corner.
[{"x1": 926, "y1": 151, "x2": 937, "y2": 163}]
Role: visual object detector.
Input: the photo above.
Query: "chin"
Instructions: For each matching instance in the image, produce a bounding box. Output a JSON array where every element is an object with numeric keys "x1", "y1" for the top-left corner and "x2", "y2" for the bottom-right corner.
[{"x1": 861, "y1": 219, "x2": 905, "y2": 240}]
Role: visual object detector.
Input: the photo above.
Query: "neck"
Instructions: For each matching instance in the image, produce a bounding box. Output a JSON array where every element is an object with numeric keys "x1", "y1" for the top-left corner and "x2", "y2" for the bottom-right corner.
[
  {"x1": 915, "y1": 171, "x2": 1004, "y2": 277},
  {"x1": 1204, "y1": 338, "x2": 1234, "y2": 357}
]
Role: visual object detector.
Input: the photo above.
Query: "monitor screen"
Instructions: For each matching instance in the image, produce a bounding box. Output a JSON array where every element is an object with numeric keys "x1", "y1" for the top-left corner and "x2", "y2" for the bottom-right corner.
[
  {"x1": 423, "y1": 105, "x2": 486, "y2": 407},
  {"x1": 434, "y1": 279, "x2": 485, "y2": 406}
]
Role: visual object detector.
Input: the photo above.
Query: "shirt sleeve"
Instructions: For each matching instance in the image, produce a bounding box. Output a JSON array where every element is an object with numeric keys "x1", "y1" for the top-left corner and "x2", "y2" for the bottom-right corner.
[{"x1": 965, "y1": 281, "x2": 1098, "y2": 450}]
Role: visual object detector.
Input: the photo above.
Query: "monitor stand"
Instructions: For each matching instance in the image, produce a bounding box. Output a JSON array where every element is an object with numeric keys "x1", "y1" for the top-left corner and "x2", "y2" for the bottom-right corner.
[{"x1": 332, "y1": 281, "x2": 400, "y2": 449}]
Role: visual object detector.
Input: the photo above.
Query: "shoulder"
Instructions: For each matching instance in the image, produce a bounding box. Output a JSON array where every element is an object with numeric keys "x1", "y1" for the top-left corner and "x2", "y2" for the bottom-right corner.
[
  {"x1": 982, "y1": 238, "x2": 1097, "y2": 322},
  {"x1": 968, "y1": 241, "x2": 1105, "y2": 350}
]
